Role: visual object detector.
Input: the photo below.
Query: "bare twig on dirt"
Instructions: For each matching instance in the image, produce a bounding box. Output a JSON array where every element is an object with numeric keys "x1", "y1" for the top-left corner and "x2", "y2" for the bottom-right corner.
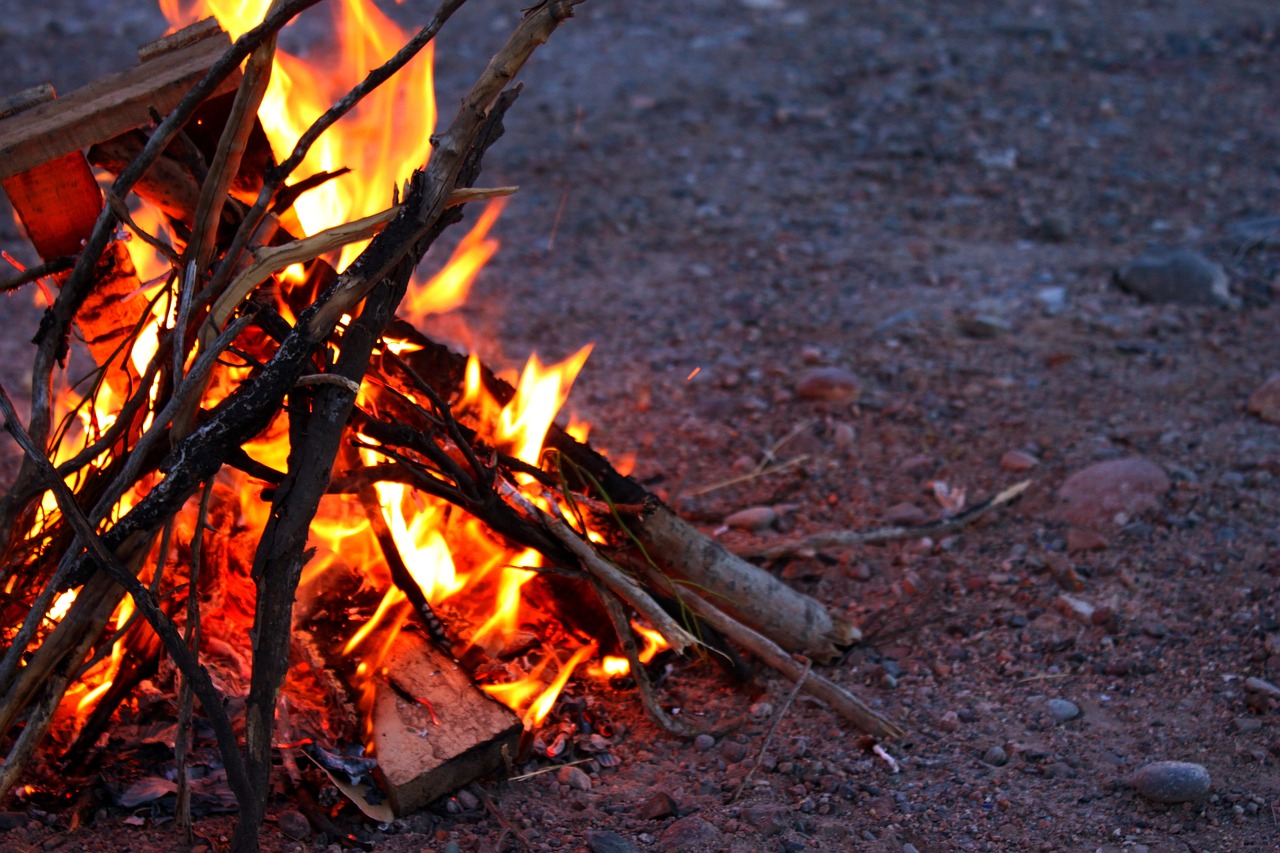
[
  {"x1": 731, "y1": 658, "x2": 811, "y2": 802},
  {"x1": 735, "y1": 479, "x2": 1033, "y2": 561}
]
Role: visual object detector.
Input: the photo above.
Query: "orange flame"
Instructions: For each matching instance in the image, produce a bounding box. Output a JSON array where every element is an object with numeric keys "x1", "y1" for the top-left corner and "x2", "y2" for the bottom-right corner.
[{"x1": 20, "y1": 0, "x2": 603, "y2": 750}]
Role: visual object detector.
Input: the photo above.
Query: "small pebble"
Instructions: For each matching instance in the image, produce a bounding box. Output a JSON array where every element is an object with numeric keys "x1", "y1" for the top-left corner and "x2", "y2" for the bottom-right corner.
[
  {"x1": 794, "y1": 366, "x2": 860, "y2": 402},
  {"x1": 1131, "y1": 761, "x2": 1211, "y2": 803},
  {"x1": 275, "y1": 810, "x2": 310, "y2": 841},
  {"x1": 1234, "y1": 716, "x2": 1263, "y2": 734},
  {"x1": 749, "y1": 700, "x2": 774, "y2": 720},
  {"x1": 885, "y1": 502, "x2": 926, "y2": 525},
  {"x1": 636, "y1": 790, "x2": 678, "y2": 821},
  {"x1": 937, "y1": 710, "x2": 961, "y2": 732},
  {"x1": 720, "y1": 739, "x2": 748, "y2": 763},
  {"x1": 455, "y1": 789, "x2": 479, "y2": 811},
  {"x1": 586, "y1": 830, "x2": 642, "y2": 853},
  {"x1": 693, "y1": 733, "x2": 716, "y2": 752},
  {"x1": 557, "y1": 765, "x2": 592, "y2": 791},
  {"x1": 1047, "y1": 698, "x2": 1081, "y2": 723},
  {"x1": 723, "y1": 505, "x2": 777, "y2": 531},
  {"x1": 1000, "y1": 449, "x2": 1039, "y2": 472},
  {"x1": 983, "y1": 745, "x2": 1008, "y2": 766}
]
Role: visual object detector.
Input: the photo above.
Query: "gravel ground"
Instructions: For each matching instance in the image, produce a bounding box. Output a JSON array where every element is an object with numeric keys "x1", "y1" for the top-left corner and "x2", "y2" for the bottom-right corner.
[{"x1": 2, "y1": 1, "x2": 1280, "y2": 851}]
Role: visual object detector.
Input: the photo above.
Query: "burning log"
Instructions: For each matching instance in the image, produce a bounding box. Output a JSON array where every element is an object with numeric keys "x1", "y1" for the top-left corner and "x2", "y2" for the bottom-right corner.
[
  {"x1": 371, "y1": 632, "x2": 521, "y2": 816},
  {"x1": 0, "y1": 1, "x2": 908, "y2": 848}
]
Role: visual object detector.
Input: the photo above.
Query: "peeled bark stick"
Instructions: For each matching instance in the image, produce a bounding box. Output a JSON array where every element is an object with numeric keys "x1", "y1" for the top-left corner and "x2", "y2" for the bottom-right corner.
[
  {"x1": 631, "y1": 506, "x2": 858, "y2": 662},
  {"x1": 632, "y1": 560, "x2": 903, "y2": 740}
]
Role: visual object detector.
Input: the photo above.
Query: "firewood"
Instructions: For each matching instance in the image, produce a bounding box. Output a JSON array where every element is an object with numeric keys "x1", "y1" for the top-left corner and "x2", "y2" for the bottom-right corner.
[
  {"x1": 0, "y1": 21, "x2": 238, "y2": 180},
  {"x1": 370, "y1": 632, "x2": 521, "y2": 816}
]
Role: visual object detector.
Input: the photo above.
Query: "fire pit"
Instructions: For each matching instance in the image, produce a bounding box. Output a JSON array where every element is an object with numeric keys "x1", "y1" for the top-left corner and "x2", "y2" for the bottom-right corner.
[{"x1": 0, "y1": 2, "x2": 905, "y2": 849}]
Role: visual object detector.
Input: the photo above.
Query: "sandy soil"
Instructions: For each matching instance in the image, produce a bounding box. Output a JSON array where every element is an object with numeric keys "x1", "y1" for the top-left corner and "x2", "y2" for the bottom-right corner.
[{"x1": 1, "y1": 0, "x2": 1279, "y2": 851}]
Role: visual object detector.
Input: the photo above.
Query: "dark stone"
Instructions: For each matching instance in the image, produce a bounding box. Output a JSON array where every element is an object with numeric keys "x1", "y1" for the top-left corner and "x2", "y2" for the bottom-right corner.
[
  {"x1": 587, "y1": 830, "x2": 643, "y2": 853},
  {"x1": 1114, "y1": 249, "x2": 1231, "y2": 306}
]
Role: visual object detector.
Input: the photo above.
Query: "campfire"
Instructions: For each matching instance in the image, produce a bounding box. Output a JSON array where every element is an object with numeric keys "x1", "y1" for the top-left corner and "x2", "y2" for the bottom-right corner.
[{"x1": 0, "y1": 2, "x2": 906, "y2": 848}]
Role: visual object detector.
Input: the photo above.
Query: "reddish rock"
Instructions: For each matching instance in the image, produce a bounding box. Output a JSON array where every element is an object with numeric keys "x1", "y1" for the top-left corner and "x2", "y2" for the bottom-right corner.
[
  {"x1": 1246, "y1": 374, "x2": 1280, "y2": 424},
  {"x1": 885, "y1": 502, "x2": 927, "y2": 525},
  {"x1": 658, "y1": 815, "x2": 724, "y2": 851},
  {"x1": 1066, "y1": 526, "x2": 1109, "y2": 553},
  {"x1": 1055, "y1": 457, "x2": 1170, "y2": 527},
  {"x1": 795, "y1": 366, "x2": 860, "y2": 402},
  {"x1": 1000, "y1": 450, "x2": 1039, "y2": 472}
]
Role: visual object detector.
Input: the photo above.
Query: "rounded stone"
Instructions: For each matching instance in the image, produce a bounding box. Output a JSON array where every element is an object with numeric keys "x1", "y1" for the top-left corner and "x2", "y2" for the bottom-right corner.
[
  {"x1": 983, "y1": 745, "x2": 1008, "y2": 766},
  {"x1": 1047, "y1": 698, "x2": 1081, "y2": 723},
  {"x1": 1131, "y1": 761, "x2": 1211, "y2": 803},
  {"x1": 276, "y1": 810, "x2": 311, "y2": 841},
  {"x1": 1056, "y1": 457, "x2": 1170, "y2": 527},
  {"x1": 693, "y1": 733, "x2": 716, "y2": 752},
  {"x1": 1114, "y1": 249, "x2": 1231, "y2": 306},
  {"x1": 795, "y1": 366, "x2": 860, "y2": 403}
]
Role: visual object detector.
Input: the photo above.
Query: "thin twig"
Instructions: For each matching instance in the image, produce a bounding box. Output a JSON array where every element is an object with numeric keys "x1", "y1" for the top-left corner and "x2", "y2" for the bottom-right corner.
[
  {"x1": 731, "y1": 658, "x2": 811, "y2": 802},
  {"x1": 736, "y1": 479, "x2": 1033, "y2": 560},
  {"x1": 0, "y1": 256, "x2": 74, "y2": 293}
]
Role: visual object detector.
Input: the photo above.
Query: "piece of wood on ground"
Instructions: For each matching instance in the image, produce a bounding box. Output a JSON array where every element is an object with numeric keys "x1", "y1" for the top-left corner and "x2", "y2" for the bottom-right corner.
[{"x1": 370, "y1": 632, "x2": 520, "y2": 816}]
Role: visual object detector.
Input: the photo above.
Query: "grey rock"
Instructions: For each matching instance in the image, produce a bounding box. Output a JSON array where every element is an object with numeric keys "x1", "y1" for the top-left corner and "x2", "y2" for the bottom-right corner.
[
  {"x1": 1056, "y1": 457, "x2": 1170, "y2": 527},
  {"x1": 454, "y1": 789, "x2": 479, "y2": 811},
  {"x1": 658, "y1": 815, "x2": 724, "y2": 851},
  {"x1": 748, "y1": 700, "x2": 774, "y2": 720},
  {"x1": 983, "y1": 745, "x2": 1008, "y2": 766},
  {"x1": 1114, "y1": 249, "x2": 1232, "y2": 306},
  {"x1": 1234, "y1": 716, "x2": 1263, "y2": 734},
  {"x1": 587, "y1": 831, "x2": 642, "y2": 853},
  {"x1": 1035, "y1": 285, "x2": 1068, "y2": 315},
  {"x1": 693, "y1": 733, "x2": 716, "y2": 752},
  {"x1": 1047, "y1": 698, "x2": 1081, "y2": 723},
  {"x1": 1131, "y1": 761, "x2": 1210, "y2": 803}
]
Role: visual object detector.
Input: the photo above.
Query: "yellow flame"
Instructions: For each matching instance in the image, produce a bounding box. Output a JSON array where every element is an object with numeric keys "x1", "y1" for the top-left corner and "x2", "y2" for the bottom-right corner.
[{"x1": 404, "y1": 199, "x2": 507, "y2": 321}]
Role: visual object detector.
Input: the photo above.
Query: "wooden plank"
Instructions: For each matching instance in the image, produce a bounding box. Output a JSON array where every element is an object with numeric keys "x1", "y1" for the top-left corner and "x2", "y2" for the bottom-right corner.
[
  {"x1": 370, "y1": 633, "x2": 521, "y2": 816},
  {"x1": 0, "y1": 22, "x2": 237, "y2": 180}
]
